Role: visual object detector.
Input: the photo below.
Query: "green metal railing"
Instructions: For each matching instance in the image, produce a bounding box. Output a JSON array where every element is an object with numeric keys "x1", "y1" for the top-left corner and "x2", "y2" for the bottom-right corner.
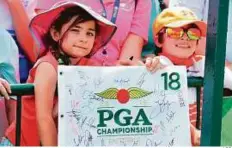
[
  {"x1": 11, "y1": 83, "x2": 34, "y2": 146},
  {"x1": 10, "y1": 77, "x2": 232, "y2": 146},
  {"x1": 201, "y1": 0, "x2": 229, "y2": 146},
  {"x1": 11, "y1": 84, "x2": 34, "y2": 95},
  {"x1": 10, "y1": 77, "x2": 203, "y2": 146},
  {"x1": 10, "y1": 77, "x2": 203, "y2": 95}
]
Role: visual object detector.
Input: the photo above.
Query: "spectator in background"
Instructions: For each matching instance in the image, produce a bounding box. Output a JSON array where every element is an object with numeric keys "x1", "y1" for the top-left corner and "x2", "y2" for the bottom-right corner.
[
  {"x1": 169, "y1": 0, "x2": 208, "y2": 21},
  {"x1": 4, "y1": 0, "x2": 38, "y2": 82},
  {"x1": 225, "y1": 1, "x2": 232, "y2": 67},
  {"x1": 0, "y1": 27, "x2": 19, "y2": 139},
  {"x1": 163, "y1": 0, "x2": 169, "y2": 8},
  {"x1": 142, "y1": 0, "x2": 169, "y2": 58}
]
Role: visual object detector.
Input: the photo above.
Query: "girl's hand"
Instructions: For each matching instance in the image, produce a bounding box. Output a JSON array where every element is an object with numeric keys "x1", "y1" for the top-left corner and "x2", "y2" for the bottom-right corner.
[
  {"x1": 0, "y1": 78, "x2": 11, "y2": 100},
  {"x1": 145, "y1": 56, "x2": 165, "y2": 73}
]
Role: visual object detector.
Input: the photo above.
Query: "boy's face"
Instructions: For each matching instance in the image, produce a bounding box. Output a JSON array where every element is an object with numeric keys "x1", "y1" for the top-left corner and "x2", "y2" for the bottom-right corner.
[{"x1": 160, "y1": 24, "x2": 200, "y2": 59}]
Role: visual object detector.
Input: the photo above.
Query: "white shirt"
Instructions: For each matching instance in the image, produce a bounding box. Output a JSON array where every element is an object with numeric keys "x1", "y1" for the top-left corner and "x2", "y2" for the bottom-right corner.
[
  {"x1": 226, "y1": 1, "x2": 232, "y2": 62},
  {"x1": 0, "y1": 0, "x2": 37, "y2": 30}
]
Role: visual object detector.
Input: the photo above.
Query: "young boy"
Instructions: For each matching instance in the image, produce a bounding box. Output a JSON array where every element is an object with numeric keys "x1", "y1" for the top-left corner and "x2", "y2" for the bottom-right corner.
[{"x1": 152, "y1": 7, "x2": 232, "y2": 146}]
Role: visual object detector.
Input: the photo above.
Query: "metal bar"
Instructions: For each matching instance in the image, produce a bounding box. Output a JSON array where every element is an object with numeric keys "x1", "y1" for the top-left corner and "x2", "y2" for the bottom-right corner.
[
  {"x1": 15, "y1": 96, "x2": 22, "y2": 146},
  {"x1": 8, "y1": 78, "x2": 203, "y2": 146},
  {"x1": 9, "y1": 78, "x2": 203, "y2": 94},
  {"x1": 11, "y1": 84, "x2": 34, "y2": 96},
  {"x1": 196, "y1": 86, "x2": 201, "y2": 129},
  {"x1": 201, "y1": 0, "x2": 230, "y2": 146},
  {"x1": 11, "y1": 84, "x2": 34, "y2": 146},
  {"x1": 187, "y1": 77, "x2": 203, "y2": 87}
]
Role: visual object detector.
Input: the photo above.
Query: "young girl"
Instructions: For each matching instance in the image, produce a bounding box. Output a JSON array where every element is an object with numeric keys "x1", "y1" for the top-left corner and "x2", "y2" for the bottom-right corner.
[
  {"x1": 27, "y1": 0, "x2": 152, "y2": 66},
  {"x1": 1, "y1": 1, "x2": 117, "y2": 146},
  {"x1": 0, "y1": 1, "x2": 160, "y2": 146}
]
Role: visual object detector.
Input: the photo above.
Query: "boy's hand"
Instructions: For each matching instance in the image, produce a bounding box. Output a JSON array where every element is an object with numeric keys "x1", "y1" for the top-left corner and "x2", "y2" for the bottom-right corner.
[
  {"x1": 0, "y1": 78, "x2": 11, "y2": 100},
  {"x1": 145, "y1": 56, "x2": 165, "y2": 73}
]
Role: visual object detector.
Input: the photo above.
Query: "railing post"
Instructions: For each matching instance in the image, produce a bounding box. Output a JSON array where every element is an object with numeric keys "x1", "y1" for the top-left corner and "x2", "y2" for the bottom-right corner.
[
  {"x1": 196, "y1": 86, "x2": 201, "y2": 129},
  {"x1": 11, "y1": 84, "x2": 34, "y2": 146},
  {"x1": 201, "y1": 0, "x2": 230, "y2": 146},
  {"x1": 15, "y1": 96, "x2": 21, "y2": 146}
]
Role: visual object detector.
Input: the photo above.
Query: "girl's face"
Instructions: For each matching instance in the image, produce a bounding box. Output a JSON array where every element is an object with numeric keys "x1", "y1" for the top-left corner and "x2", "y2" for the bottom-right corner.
[
  {"x1": 51, "y1": 18, "x2": 96, "y2": 58},
  {"x1": 160, "y1": 25, "x2": 200, "y2": 58}
]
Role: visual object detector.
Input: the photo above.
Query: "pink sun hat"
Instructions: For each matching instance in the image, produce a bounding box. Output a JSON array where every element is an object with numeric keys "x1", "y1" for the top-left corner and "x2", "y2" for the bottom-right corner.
[{"x1": 29, "y1": 1, "x2": 117, "y2": 58}]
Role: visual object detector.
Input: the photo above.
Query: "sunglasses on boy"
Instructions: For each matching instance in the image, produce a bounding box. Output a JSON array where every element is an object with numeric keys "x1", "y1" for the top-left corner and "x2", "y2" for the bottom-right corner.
[{"x1": 165, "y1": 27, "x2": 202, "y2": 40}]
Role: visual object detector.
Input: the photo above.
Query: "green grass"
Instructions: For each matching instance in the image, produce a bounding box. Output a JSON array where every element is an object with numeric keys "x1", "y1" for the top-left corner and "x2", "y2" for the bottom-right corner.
[
  {"x1": 221, "y1": 97, "x2": 232, "y2": 146},
  {"x1": 222, "y1": 97, "x2": 232, "y2": 117}
]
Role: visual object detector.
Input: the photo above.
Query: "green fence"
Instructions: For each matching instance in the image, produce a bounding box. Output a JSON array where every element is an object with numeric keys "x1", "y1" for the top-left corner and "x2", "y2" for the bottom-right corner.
[{"x1": 10, "y1": 77, "x2": 232, "y2": 146}]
